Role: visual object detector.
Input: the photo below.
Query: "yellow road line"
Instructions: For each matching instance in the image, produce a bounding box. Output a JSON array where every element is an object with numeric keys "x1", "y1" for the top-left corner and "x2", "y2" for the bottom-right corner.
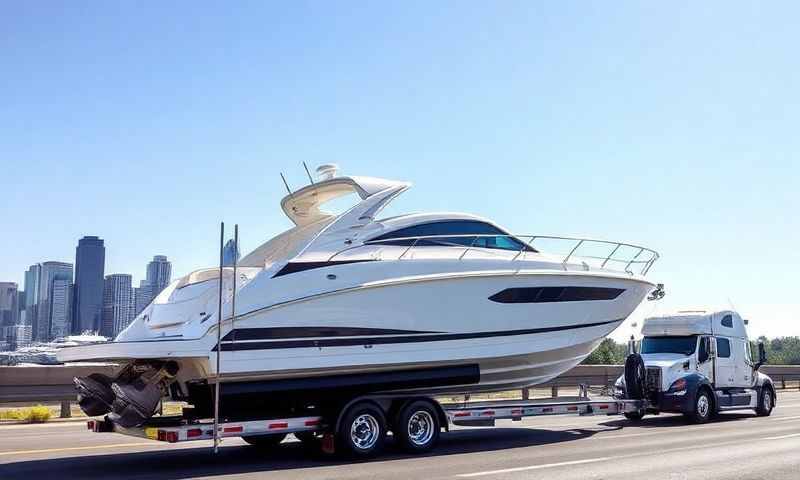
[{"x1": 0, "y1": 442, "x2": 158, "y2": 456}]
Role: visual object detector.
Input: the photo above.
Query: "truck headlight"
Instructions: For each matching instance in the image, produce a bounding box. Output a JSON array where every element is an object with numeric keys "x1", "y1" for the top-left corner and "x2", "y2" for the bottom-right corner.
[{"x1": 668, "y1": 378, "x2": 687, "y2": 394}]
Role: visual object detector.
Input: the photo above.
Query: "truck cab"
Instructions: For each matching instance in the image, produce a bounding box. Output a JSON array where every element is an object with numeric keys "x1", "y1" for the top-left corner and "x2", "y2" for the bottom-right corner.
[{"x1": 614, "y1": 310, "x2": 775, "y2": 423}]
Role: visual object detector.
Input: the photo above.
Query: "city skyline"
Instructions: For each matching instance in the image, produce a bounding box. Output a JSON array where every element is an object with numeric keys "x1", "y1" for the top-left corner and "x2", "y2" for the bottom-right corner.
[{"x1": 0, "y1": 235, "x2": 175, "y2": 345}]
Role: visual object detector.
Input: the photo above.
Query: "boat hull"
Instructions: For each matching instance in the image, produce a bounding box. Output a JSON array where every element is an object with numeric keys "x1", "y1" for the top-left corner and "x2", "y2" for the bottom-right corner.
[{"x1": 59, "y1": 270, "x2": 652, "y2": 396}]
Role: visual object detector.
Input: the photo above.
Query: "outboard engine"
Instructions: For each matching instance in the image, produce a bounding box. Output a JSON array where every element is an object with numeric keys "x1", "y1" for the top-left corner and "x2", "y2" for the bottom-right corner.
[
  {"x1": 74, "y1": 373, "x2": 116, "y2": 417},
  {"x1": 74, "y1": 361, "x2": 179, "y2": 427}
]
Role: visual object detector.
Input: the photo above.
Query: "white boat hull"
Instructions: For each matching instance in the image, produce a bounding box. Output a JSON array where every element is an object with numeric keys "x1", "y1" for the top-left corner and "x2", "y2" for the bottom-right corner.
[{"x1": 60, "y1": 269, "x2": 651, "y2": 395}]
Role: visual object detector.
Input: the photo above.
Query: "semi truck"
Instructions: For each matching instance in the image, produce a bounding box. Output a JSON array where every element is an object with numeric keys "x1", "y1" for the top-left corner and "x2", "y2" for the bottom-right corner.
[{"x1": 614, "y1": 310, "x2": 775, "y2": 423}]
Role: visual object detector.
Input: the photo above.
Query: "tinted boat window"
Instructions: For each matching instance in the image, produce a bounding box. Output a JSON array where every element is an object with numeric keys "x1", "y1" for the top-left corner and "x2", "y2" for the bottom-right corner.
[
  {"x1": 721, "y1": 315, "x2": 733, "y2": 328},
  {"x1": 368, "y1": 220, "x2": 536, "y2": 252},
  {"x1": 640, "y1": 336, "x2": 697, "y2": 355}
]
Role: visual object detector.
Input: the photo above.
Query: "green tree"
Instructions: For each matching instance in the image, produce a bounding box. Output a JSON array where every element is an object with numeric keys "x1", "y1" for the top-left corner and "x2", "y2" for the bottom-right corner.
[{"x1": 583, "y1": 338, "x2": 627, "y2": 365}]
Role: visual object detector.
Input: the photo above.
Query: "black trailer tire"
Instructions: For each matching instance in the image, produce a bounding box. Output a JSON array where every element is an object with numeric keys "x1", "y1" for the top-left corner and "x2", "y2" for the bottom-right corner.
[
  {"x1": 686, "y1": 389, "x2": 713, "y2": 424},
  {"x1": 756, "y1": 388, "x2": 774, "y2": 417},
  {"x1": 624, "y1": 411, "x2": 645, "y2": 421},
  {"x1": 242, "y1": 433, "x2": 287, "y2": 448},
  {"x1": 393, "y1": 400, "x2": 441, "y2": 453},
  {"x1": 336, "y1": 402, "x2": 387, "y2": 458}
]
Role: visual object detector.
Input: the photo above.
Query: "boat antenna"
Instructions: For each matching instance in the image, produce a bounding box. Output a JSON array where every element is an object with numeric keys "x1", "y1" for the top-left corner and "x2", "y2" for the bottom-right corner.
[
  {"x1": 280, "y1": 172, "x2": 294, "y2": 198},
  {"x1": 303, "y1": 161, "x2": 315, "y2": 185},
  {"x1": 213, "y1": 221, "x2": 224, "y2": 454}
]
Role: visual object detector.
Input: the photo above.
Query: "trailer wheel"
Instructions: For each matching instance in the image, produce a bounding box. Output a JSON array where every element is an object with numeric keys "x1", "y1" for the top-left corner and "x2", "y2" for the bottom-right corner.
[
  {"x1": 242, "y1": 433, "x2": 287, "y2": 448},
  {"x1": 686, "y1": 389, "x2": 713, "y2": 424},
  {"x1": 756, "y1": 388, "x2": 774, "y2": 417},
  {"x1": 394, "y1": 400, "x2": 441, "y2": 453},
  {"x1": 337, "y1": 402, "x2": 387, "y2": 458}
]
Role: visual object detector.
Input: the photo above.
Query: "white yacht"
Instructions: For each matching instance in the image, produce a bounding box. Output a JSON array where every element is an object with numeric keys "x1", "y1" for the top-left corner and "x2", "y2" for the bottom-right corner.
[{"x1": 59, "y1": 165, "x2": 660, "y2": 426}]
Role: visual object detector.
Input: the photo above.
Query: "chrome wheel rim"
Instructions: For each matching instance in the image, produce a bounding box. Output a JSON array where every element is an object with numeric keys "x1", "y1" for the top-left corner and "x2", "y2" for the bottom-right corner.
[
  {"x1": 764, "y1": 391, "x2": 772, "y2": 411},
  {"x1": 350, "y1": 414, "x2": 380, "y2": 450},
  {"x1": 697, "y1": 394, "x2": 710, "y2": 417},
  {"x1": 407, "y1": 411, "x2": 435, "y2": 446}
]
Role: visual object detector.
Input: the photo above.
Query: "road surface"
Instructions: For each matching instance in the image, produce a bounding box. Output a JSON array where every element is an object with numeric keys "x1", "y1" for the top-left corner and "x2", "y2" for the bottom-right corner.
[{"x1": 2, "y1": 391, "x2": 799, "y2": 479}]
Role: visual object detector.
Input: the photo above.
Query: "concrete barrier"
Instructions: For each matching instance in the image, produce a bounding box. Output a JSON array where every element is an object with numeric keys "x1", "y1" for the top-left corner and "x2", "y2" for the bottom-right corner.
[{"x1": 1, "y1": 364, "x2": 798, "y2": 417}]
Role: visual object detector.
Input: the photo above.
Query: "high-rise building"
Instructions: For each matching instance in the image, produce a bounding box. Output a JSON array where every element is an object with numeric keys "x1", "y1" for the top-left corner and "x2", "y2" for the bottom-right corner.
[
  {"x1": 133, "y1": 280, "x2": 154, "y2": 316},
  {"x1": 50, "y1": 279, "x2": 72, "y2": 339},
  {"x1": 10, "y1": 324, "x2": 32, "y2": 349},
  {"x1": 36, "y1": 261, "x2": 73, "y2": 342},
  {"x1": 73, "y1": 236, "x2": 106, "y2": 334},
  {"x1": 24, "y1": 264, "x2": 41, "y2": 329},
  {"x1": 0, "y1": 282, "x2": 18, "y2": 327},
  {"x1": 222, "y1": 239, "x2": 240, "y2": 267},
  {"x1": 146, "y1": 255, "x2": 172, "y2": 297},
  {"x1": 102, "y1": 274, "x2": 133, "y2": 338}
]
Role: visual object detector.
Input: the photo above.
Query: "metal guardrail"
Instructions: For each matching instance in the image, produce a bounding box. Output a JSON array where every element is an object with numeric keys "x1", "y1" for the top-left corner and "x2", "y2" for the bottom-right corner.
[
  {"x1": 1, "y1": 364, "x2": 798, "y2": 418},
  {"x1": 329, "y1": 234, "x2": 660, "y2": 275}
]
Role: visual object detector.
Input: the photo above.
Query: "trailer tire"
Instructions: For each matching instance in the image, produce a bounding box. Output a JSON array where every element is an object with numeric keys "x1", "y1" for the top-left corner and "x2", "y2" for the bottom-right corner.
[
  {"x1": 393, "y1": 400, "x2": 441, "y2": 453},
  {"x1": 756, "y1": 387, "x2": 774, "y2": 417},
  {"x1": 337, "y1": 401, "x2": 387, "y2": 458},
  {"x1": 242, "y1": 433, "x2": 287, "y2": 448},
  {"x1": 686, "y1": 388, "x2": 713, "y2": 424}
]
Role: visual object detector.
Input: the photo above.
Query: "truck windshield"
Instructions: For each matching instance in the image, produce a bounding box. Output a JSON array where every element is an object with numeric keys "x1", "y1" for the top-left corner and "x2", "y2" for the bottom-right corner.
[{"x1": 640, "y1": 336, "x2": 697, "y2": 355}]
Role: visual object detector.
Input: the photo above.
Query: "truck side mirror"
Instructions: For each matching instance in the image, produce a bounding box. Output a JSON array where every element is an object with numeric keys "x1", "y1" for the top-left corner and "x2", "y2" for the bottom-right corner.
[{"x1": 755, "y1": 342, "x2": 767, "y2": 371}]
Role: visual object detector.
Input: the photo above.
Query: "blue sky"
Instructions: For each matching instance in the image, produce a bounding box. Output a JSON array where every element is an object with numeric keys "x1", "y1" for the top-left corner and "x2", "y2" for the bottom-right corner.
[{"x1": 2, "y1": 2, "x2": 798, "y2": 339}]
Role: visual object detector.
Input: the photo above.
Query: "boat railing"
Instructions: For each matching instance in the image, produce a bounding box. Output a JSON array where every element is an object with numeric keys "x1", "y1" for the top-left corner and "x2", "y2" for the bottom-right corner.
[{"x1": 328, "y1": 234, "x2": 659, "y2": 275}]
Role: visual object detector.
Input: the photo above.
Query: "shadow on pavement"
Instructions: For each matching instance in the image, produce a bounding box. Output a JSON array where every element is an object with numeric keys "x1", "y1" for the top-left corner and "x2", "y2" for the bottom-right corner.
[
  {"x1": 2, "y1": 427, "x2": 618, "y2": 479},
  {"x1": 600, "y1": 411, "x2": 755, "y2": 429}
]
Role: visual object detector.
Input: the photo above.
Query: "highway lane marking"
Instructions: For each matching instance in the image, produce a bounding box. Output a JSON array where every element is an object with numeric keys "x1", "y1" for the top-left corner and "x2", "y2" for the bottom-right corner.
[
  {"x1": 772, "y1": 415, "x2": 800, "y2": 421},
  {"x1": 455, "y1": 457, "x2": 612, "y2": 477},
  {"x1": 762, "y1": 432, "x2": 800, "y2": 440},
  {"x1": 456, "y1": 422, "x2": 800, "y2": 477},
  {"x1": 0, "y1": 442, "x2": 157, "y2": 456}
]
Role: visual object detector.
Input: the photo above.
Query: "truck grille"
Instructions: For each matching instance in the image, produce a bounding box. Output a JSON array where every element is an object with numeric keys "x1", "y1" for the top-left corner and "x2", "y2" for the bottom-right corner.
[{"x1": 646, "y1": 367, "x2": 662, "y2": 392}]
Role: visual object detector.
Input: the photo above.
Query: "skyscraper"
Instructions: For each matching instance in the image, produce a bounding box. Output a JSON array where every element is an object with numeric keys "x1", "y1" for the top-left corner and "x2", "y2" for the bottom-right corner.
[
  {"x1": 102, "y1": 274, "x2": 133, "y2": 338},
  {"x1": 73, "y1": 236, "x2": 106, "y2": 334},
  {"x1": 50, "y1": 279, "x2": 72, "y2": 339},
  {"x1": 222, "y1": 239, "x2": 240, "y2": 267},
  {"x1": 36, "y1": 261, "x2": 73, "y2": 342},
  {"x1": 24, "y1": 264, "x2": 41, "y2": 330},
  {"x1": 0, "y1": 282, "x2": 18, "y2": 328},
  {"x1": 146, "y1": 255, "x2": 172, "y2": 297},
  {"x1": 134, "y1": 279, "x2": 153, "y2": 316}
]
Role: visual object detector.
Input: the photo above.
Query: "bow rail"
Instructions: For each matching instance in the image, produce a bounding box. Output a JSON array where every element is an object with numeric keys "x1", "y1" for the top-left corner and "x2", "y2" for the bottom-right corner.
[{"x1": 328, "y1": 234, "x2": 659, "y2": 275}]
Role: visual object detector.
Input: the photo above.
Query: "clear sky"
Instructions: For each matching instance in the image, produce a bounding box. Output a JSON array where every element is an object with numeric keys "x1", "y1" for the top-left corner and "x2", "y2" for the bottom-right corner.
[{"x1": 2, "y1": 2, "x2": 798, "y2": 340}]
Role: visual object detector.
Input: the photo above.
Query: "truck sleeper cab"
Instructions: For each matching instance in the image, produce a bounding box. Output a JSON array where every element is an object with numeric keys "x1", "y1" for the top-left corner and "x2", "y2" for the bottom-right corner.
[{"x1": 615, "y1": 310, "x2": 775, "y2": 423}]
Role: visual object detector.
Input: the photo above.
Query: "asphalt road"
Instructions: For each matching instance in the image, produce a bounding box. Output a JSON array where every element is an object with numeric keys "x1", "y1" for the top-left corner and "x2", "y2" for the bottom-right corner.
[{"x1": 2, "y1": 391, "x2": 799, "y2": 480}]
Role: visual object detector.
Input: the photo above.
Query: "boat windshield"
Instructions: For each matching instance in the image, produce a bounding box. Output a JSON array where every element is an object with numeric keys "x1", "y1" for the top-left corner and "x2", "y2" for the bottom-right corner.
[{"x1": 640, "y1": 336, "x2": 698, "y2": 356}]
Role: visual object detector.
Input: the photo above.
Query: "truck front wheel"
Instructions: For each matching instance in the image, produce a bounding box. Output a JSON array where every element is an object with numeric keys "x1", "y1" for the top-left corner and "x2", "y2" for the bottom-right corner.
[
  {"x1": 686, "y1": 389, "x2": 713, "y2": 424},
  {"x1": 756, "y1": 388, "x2": 774, "y2": 417}
]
